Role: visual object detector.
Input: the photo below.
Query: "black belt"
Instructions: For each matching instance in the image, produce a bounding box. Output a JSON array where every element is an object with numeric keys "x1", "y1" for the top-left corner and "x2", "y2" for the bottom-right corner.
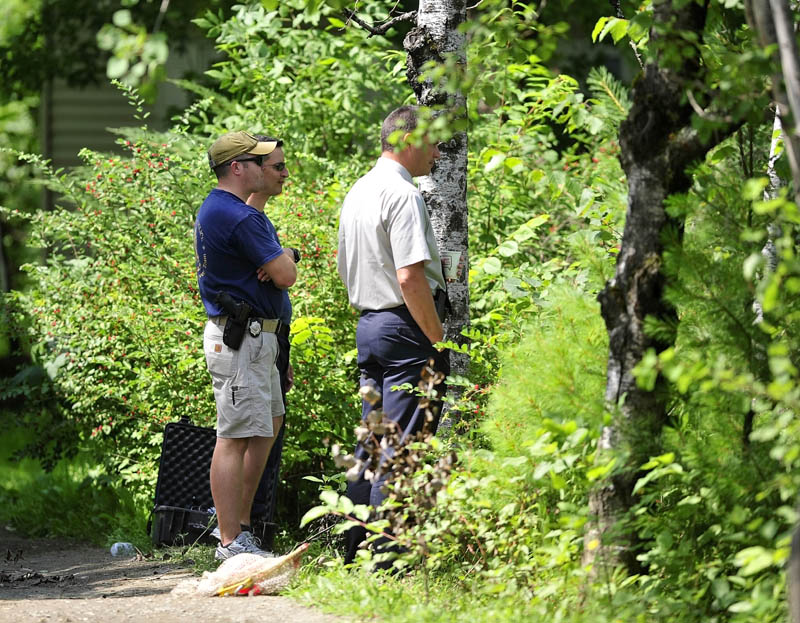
[
  {"x1": 211, "y1": 315, "x2": 290, "y2": 338},
  {"x1": 360, "y1": 289, "x2": 448, "y2": 321}
]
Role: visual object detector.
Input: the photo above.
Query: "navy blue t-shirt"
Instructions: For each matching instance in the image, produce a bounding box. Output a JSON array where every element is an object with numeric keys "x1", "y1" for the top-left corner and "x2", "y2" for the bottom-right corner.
[{"x1": 194, "y1": 188, "x2": 292, "y2": 324}]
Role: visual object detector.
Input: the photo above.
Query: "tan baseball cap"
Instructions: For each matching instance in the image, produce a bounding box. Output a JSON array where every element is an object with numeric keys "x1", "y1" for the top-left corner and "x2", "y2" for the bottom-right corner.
[{"x1": 207, "y1": 131, "x2": 278, "y2": 168}]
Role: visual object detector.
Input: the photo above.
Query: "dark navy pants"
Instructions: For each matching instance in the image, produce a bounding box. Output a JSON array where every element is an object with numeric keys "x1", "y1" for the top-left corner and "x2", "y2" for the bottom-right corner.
[
  {"x1": 343, "y1": 306, "x2": 449, "y2": 564},
  {"x1": 252, "y1": 332, "x2": 290, "y2": 521}
]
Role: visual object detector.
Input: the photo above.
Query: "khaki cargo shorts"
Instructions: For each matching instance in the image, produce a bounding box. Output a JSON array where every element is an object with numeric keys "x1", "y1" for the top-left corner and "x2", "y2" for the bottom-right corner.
[{"x1": 203, "y1": 319, "x2": 284, "y2": 438}]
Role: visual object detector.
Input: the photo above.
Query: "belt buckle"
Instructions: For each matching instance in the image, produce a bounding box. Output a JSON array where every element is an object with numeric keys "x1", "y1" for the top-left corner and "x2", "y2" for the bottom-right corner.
[{"x1": 248, "y1": 319, "x2": 262, "y2": 337}]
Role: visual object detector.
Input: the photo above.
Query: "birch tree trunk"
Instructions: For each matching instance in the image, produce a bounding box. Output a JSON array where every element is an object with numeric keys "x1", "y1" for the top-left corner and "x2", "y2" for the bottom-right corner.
[
  {"x1": 753, "y1": 111, "x2": 783, "y2": 327},
  {"x1": 747, "y1": 0, "x2": 800, "y2": 203},
  {"x1": 586, "y1": 0, "x2": 736, "y2": 573},
  {"x1": 404, "y1": 0, "x2": 469, "y2": 429},
  {"x1": 744, "y1": 4, "x2": 800, "y2": 617}
]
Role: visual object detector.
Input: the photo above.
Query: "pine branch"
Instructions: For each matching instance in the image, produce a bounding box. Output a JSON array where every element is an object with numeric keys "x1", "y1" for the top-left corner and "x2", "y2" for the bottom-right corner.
[{"x1": 587, "y1": 67, "x2": 630, "y2": 116}]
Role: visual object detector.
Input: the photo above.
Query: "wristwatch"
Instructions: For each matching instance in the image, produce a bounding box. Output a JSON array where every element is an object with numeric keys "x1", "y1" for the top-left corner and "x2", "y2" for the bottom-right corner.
[{"x1": 291, "y1": 248, "x2": 301, "y2": 263}]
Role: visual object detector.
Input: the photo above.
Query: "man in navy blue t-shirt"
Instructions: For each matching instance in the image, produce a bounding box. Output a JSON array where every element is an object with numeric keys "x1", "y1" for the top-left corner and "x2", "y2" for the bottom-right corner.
[{"x1": 194, "y1": 131, "x2": 297, "y2": 560}]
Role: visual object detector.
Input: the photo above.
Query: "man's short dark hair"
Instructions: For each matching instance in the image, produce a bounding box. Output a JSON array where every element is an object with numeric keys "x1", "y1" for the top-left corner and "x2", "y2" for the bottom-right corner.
[
  {"x1": 380, "y1": 106, "x2": 420, "y2": 152},
  {"x1": 212, "y1": 134, "x2": 283, "y2": 180},
  {"x1": 252, "y1": 134, "x2": 283, "y2": 147}
]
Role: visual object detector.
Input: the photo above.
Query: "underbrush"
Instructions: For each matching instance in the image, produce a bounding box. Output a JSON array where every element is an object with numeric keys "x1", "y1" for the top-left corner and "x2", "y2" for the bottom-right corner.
[
  {"x1": 289, "y1": 557, "x2": 659, "y2": 623},
  {"x1": 0, "y1": 423, "x2": 149, "y2": 549},
  {"x1": 291, "y1": 274, "x2": 797, "y2": 621}
]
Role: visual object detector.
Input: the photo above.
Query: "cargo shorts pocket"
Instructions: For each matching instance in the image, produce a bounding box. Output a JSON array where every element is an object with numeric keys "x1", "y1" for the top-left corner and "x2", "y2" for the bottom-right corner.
[{"x1": 204, "y1": 322, "x2": 234, "y2": 377}]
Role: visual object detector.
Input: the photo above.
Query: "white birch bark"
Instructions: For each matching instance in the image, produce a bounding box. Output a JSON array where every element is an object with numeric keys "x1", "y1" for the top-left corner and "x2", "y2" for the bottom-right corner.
[
  {"x1": 746, "y1": 7, "x2": 800, "y2": 618},
  {"x1": 753, "y1": 112, "x2": 783, "y2": 325},
  {"x1": 405, "y1": 0, "x2": 469, "y2": 430},
  {"x1": 748, "y1": 0, "x2": 800, "y2": 202}
]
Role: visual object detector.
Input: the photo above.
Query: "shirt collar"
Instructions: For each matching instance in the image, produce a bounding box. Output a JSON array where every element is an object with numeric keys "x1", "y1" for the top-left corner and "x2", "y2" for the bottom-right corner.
[{"x1": 375, "y1": 156, "x2": 413, "y2": 183}]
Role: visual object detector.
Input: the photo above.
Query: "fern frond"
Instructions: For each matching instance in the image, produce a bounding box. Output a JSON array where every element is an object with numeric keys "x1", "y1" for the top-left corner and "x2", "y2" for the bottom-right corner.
[{"x1": 586, "y1": 66, "x2": 631, "y2": 122}]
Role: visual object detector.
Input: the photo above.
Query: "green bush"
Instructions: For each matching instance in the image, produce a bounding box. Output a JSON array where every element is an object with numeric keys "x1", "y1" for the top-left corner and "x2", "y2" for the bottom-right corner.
[
  {"x1": 1, "y1": 89, "x2": 368, "y2": 521},
  {"x1": 484, "y1": 286, "x2": 608, "y2": 457}
]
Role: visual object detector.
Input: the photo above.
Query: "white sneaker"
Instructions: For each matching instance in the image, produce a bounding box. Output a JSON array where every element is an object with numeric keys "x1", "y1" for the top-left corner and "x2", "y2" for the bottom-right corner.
[
  {"x1": 214, "y1": 531, "x2": 276, "y2": 561},
  {"x1": 210, "y1": 525, "x2": 252, "y2": 542}
]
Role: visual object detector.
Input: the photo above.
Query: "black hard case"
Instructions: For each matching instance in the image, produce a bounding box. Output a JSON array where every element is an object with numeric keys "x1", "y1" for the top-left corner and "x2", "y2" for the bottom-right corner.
[{"x1": 149, "y1": 416, "x2": 282, "y2": 548}]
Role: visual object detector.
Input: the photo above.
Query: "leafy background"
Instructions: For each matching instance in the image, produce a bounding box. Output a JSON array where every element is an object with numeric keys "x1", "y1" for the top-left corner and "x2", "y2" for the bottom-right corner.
[{"x1": 1, "y1": 0, "x2": 799, "y2": 621}]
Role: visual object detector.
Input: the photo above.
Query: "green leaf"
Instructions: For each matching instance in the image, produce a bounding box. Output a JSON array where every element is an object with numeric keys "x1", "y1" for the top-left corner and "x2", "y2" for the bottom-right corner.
[
  {"x1": 742, "y1": 253, "x2": 763, "y2": 281},
  {"x1": 338, "y1": 495, "x2": 354, "y2": 515},
  {"x1": 300, "y1": 505, "x2": 330, "y2": 527},
  {"x1": 734, "y1": 546, "x2": 775, "y2": 576},
  {"x1": 640, "y1": 452, "x2": 675, "y2": 470},
  {"x1": 528, "y1": 214, "x2": 549, "y2": 229},
  {"x1": 607, "y1": 18, "x2": 629, "y2": 43},
  {"x1": 498, "y1": 240, "x2": 519, "y2": 257},
  {"x1": 107, "y1": 57, "x2": 129, "y2": 79},
  {"x1": 593, "y1": 16, "x2": 629, "y2": 43},
  {"x1": 742, "y1": 177, "x2": 768, "y2": 200},
  {"x1": 112, "y1": 9, "x2": 132, "y2": 28},
  {"x1": 533, "y1": 461, "x2": 552, "y2": 480},
  {"x1": 628, "y1": 12, "x2": 652, "y2": 42},
  {"x1": 762, "y1": 276, "x2": 780, "y2": 312},
  {"x1": 503, "y1": 157, "x2": 524, "y2": 172},
  {"x1": 728, "y1": 601, "x2": 753, "y2": 613},
  {"x1": 709, "y1": 145, "x2": 737, "y2": 164},
  {"x1": 320, "y1": 489, "x2": 339, "y2": 506},
  {"x1": 482, "y1": 257, "x2": 502, "y2": 275},
  {"x1": 586, "y1": 457, "x2": 617, "y2": 481},
  {"x1": 549, "y1": 471, "x2": 566, "y2": 489},
  {"x1": 353, "y1": 505, "x2": 370, "y2": 521},
  {"x1": 592, "y1": 17, "x2": 611, "y2": 43},
  {"x1": 485, "y1": 153, "x2": 506, "y2": 172}
]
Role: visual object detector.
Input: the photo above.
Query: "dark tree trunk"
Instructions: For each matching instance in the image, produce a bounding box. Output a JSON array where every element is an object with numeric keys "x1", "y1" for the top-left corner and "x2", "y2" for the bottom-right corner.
[
  {"x1": 0, "y1": 220, "x2": 9, "y2": 293},
  {"x1": 587, "y1": 0, "x2": 736, "y2": 572}
]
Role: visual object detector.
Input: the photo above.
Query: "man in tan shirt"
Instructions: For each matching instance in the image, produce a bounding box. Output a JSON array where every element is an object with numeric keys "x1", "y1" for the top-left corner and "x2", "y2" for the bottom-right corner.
[{"x1": 337, "y1": 105, "x2": 450, "y2": 565}]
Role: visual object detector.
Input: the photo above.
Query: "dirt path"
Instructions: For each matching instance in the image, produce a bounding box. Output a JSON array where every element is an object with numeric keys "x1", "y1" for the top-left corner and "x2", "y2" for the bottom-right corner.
[{"x1": 0, "y1": 527, "x2": 346, "y2": 623}]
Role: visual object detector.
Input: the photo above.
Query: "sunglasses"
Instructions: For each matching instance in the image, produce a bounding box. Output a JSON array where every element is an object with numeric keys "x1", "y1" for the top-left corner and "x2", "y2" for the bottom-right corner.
[{"x1": 234, "y1": 156, "x2": 286, "y2": 172}]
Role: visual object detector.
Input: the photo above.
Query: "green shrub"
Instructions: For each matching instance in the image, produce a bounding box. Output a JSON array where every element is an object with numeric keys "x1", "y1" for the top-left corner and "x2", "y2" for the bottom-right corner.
[
  {"x1": 484, "y1": 286, "x2": 608, "y2": 457},
  {"x1": 1, "y1": 90, "x2": 368, "y2": 522}
]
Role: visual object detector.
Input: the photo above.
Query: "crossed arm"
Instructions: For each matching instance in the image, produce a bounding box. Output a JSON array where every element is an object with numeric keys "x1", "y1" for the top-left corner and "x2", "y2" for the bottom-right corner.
[{"x1": 256, "y1": 250, "x2": 297, "y2": 289}]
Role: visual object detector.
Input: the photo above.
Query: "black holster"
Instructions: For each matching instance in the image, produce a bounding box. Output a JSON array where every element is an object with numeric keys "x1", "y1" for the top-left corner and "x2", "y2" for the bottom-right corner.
[
  {"x1": 214, "y1": 292, "x2": 252, "y2": 350},
  {"x1": 434, "y1": 289, "x2": 449, "y2": 322}
]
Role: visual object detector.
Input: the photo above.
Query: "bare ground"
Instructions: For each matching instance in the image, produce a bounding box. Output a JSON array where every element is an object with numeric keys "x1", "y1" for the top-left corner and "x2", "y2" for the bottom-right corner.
[{"x1": 0, "y1": 527, "x2": 346, "y2": 623}]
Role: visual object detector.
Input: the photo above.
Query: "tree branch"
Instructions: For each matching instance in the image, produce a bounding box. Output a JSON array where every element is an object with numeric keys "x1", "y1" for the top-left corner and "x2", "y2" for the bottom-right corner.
[
  {"x1": 685, "y1": 89, "x2": 734, "y2": 123},
  {"x1": 343, "y1": 9, "x2": 417, "y2": 37}
]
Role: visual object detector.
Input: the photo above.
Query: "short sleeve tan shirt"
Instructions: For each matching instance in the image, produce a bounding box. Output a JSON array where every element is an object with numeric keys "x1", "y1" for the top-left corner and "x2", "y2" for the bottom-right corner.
[{"x1": 337, "y1": 158, "x2": 445, "y2": 311}]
